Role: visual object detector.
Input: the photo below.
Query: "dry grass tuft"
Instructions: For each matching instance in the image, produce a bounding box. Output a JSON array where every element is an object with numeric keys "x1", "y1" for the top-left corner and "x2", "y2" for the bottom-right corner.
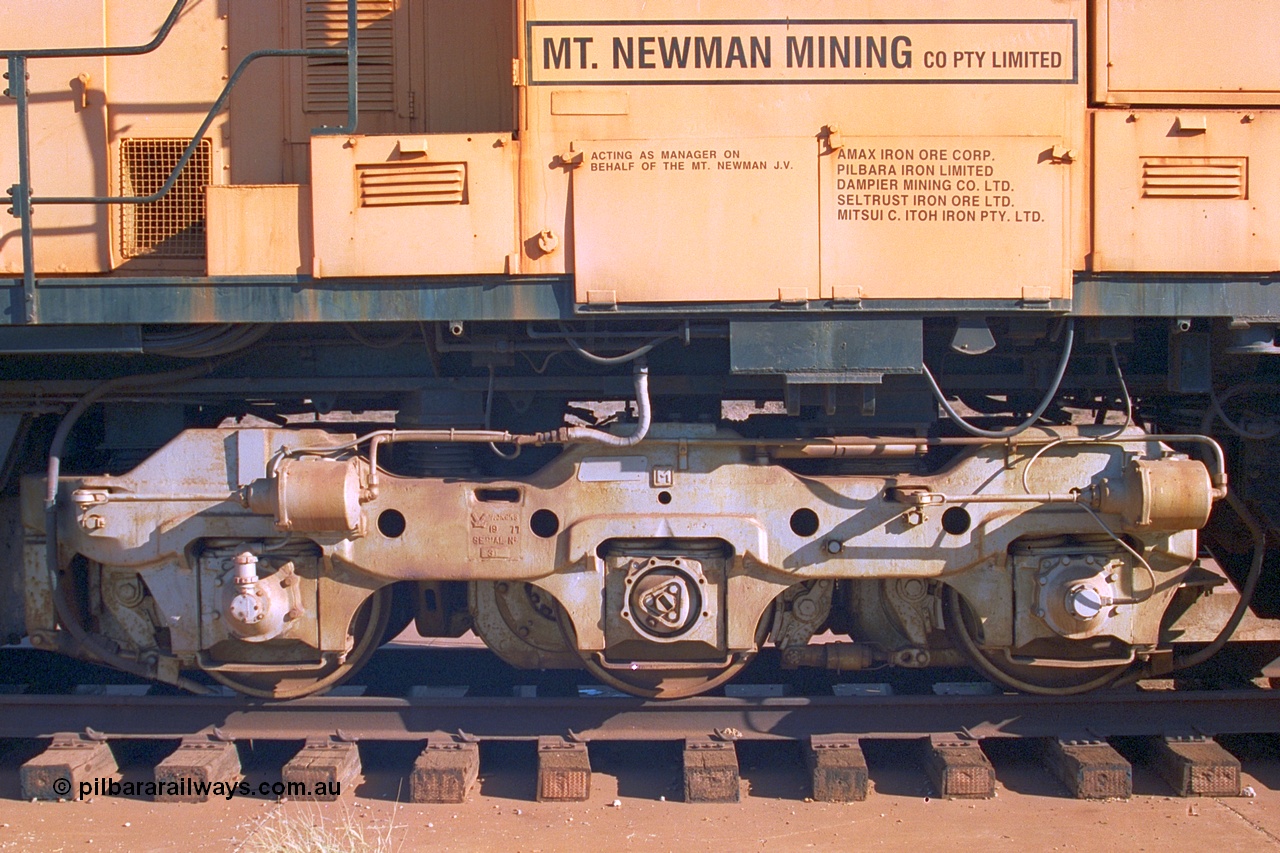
[{"x1": 239, "y1": 802, "x2": 403, "y2": 853}]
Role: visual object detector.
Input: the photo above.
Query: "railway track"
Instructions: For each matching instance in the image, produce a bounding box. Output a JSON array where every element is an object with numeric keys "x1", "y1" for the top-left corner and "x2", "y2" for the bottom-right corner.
[
  {"x1": 1, "y1": 644, "x2": 1274, "y2": 805},
  {"x1": 0, "y1": 686, "x2": 1277, "y2": 744}
]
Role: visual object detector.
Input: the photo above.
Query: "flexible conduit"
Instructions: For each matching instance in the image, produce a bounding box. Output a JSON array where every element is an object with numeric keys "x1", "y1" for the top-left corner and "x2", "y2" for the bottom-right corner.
[{"x1": 922, "y1": 320, "x2": 1076, "y2": 439}]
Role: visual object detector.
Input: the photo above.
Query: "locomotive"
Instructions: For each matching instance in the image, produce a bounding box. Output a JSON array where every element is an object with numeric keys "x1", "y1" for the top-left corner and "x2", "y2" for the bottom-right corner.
[{"x1": 0, "y1": 0, "x2": 1277, "y2": 699}]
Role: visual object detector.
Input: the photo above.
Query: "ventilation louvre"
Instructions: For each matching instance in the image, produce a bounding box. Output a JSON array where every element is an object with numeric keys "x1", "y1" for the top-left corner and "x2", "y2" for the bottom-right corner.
[
  {"x1": 118, "y1": 138, "x2": 212, "y2": 260},
  {"x1": 304, "y1": 0, "x2": 395, "y2": 113},
  {"x1": 1141, "y1": 157, "x2": 1247, "y2": 200},
  {"x1": 357, "y1": 161, "x2": 466, "y2": 207}
]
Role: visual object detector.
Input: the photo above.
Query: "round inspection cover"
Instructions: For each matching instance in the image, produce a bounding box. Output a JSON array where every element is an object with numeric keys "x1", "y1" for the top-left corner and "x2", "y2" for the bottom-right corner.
[{"x1": 628, "y1": 566, "x2": 702, "y2": 639}]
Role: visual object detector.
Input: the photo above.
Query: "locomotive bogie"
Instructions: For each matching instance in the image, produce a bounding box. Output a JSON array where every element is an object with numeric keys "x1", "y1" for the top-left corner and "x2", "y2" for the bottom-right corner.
[{"x1": 18, "y1": 422, "x2": 1220, "y2": 696}]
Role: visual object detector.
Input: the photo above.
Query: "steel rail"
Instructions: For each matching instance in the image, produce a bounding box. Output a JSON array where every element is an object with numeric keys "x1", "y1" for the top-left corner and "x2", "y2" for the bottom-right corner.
[{"x1": 0, "y1": 690, "x2": 1275, "y2": 743}]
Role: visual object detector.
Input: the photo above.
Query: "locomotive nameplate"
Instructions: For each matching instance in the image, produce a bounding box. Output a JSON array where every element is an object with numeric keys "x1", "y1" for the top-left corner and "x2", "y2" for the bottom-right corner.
[
  {"x1": 820, "y1": 136, "x2": 1069, "y2": 300},
  {"x1": 572, "y1": 138, "x2": 819, "y2": 303},
  {"x1": 529, "y1": 19, "x2": 1078, "y2": 86}
]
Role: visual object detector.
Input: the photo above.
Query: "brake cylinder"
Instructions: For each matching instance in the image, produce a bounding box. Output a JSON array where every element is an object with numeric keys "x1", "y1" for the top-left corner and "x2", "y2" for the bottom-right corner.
[
  {"x1": 1092, "y1": 458, "x2": 1213, "y2": 532},
  {"x1": 245, "y1": 457, "x2": 363, "y2": 533}
]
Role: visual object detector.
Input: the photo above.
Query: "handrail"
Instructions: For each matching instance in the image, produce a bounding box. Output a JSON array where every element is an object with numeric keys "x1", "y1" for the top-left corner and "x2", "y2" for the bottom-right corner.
[
  {"x1": 0, "y1": 0, "x2": 191, "y2": 59},
  {"x1": 34, "y1": 49, "x2": 347, "y2": 207},
  {"x1": 2, "y1": 0, "x2": 362, "y2": 323}
]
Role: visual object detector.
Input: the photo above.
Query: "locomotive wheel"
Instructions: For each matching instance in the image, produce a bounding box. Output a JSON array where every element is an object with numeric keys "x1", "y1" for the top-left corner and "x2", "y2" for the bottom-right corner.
[
  {"x1": 942, "y1": 586, "x2": 1131, "y2": 696},
  {"x1": 579, "y1": 657, "x2": 751, "y2": 699},
  {"x1": 471, "y1": 581, "x2": 584, "y2": 671},
  {"x1": 208, "y1": 586, "x2": 392, "y2": 700},
  {"x1": 378, "y1": 581, "x2": 419, "y2": 646},
  {"x1": 560, "y1": 607, "x2": 768, "y2": 700}
]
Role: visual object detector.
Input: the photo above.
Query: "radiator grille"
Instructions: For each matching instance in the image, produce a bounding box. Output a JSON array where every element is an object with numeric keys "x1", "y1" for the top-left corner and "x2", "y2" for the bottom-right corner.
[
  {"x1": 118, "y1": 138, "x2": 211, "y2": 259},
  {"x1": 304, "y1": 0, "x2": 395, "y2": 113},
  {"x1": 357, "y1": 162, "x2": 466, "y2": 207},
  {"x1": 1141, "y1": 157, "x2": 1248, "y2": 200}
]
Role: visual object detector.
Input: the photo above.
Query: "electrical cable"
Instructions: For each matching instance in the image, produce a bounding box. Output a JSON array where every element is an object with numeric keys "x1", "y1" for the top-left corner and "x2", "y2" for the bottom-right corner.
[
  {"x1": 561, "y1": 323, "x2": 677, "y2": 366},
  {"x1": 143, "y1": 324, "x2": 272, "y2": 358},
  {"x1": 1108, "y1": 490, "x2": 1267, "y2": 688},
  {"x1": 1209, "y1": 384, "x2": 1280, "y2": 441},
  {"x1": 922, "y1": 319, "x2": 1076, "y2": 439},
  {"x1": 1073, "y1": 502, "x2": 1158, "y2": 605},
  {"x1": 485, "y1": 366, "x2": 521, "y2": 460},
  {"x1": 1168, "y1": 490, "x2": 1265, "y2": 670},
  {"x1": 1020, "y1": 340, "x2": 1134, "y2": 495},
  {"x1": 1097, "y1": 341, "x2": 1135, "y2": 440},
  {"x1": 519, "y1": 349, "x2": 565, "y2": 374},
  {"x1": 343, "y1": 323, "x2": 415, "y2": 350}
]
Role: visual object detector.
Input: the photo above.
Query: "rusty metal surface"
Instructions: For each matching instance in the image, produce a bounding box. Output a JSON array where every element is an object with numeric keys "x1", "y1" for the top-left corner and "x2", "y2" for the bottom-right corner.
[
  {"x1": 1073, "y1": 277, "x2": 1280, "y2": 320},
  {"x1": 29, "y1": 423, "x2": 1214, "y2": 693},
  {"x1": 3, "y1": 276, "x2": 1278, "y2": 327},
  {"x1": 1, "y1": 276, "x2": 574, "y2": 326},
  {"x1": 0, "y1": 689, "x2": 1277, "y2": 742},
  {"x1": 25, "y1": 419, "x2": 1248, "y2": 699}
]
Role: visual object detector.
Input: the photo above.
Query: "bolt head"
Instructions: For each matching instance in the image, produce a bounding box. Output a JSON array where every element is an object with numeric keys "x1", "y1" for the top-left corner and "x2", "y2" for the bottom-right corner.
[{"x1": 537, "y1": 229, "x2": 560, "y2": 254}]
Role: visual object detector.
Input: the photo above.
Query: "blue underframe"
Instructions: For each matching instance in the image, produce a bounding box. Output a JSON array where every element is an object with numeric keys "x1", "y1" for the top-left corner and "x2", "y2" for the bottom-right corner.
[{"x1": 0, "y1": 274, "x2": 1275, "y2": 329}]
